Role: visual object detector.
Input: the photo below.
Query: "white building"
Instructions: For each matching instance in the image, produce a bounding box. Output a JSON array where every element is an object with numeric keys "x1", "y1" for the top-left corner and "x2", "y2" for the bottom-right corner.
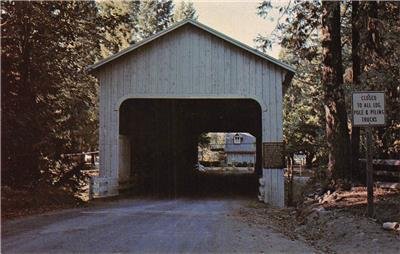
[{"x1": 225, "y1": 133, "x2": 256, "y2": 166}]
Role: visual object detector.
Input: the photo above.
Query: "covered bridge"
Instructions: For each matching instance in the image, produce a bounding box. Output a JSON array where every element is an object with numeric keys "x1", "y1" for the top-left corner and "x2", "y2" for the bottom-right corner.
[{"x1": 88, "y1": 19, "x2": 294, "y2": 207}]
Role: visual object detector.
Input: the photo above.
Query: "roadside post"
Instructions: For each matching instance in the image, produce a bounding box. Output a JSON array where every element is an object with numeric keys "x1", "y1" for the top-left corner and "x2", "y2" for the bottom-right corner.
[{"x1": 352, "y1": 91, "x2": 385, "y2": 217}]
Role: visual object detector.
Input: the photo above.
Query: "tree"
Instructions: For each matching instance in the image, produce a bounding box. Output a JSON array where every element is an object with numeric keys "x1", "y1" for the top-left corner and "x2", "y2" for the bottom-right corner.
[
  {"x1": 350, "y1": 1, "x2": 361, "y2": 179},
  {"x1": 256, "y1": 1, "x2": 353, "y2": 180},
  {"x1": 1, "y1": 0, "x2": 200, "y2": 189},
  {"x1": 255, "y1": 1, "x2": 322, "y2": 57},
  {"x1": 321, "y1": 1, "x2": 351, "y2": 182},
  {"x1": 198, "y1": 133, "x2": 211, "y2": 149},
  {"x1": 280, "y1": 48, "x2": 326, "y2": 168},
  {"x1": 256, "y1": 1, "x2": 326, "y2": 167},
  {"x1": 256, "y1": 0, "x2": 399, "y2": 181},
  {"x1": 1, "y1": 1, "x2": 127, "y2": 188},
  {"x1": 359, "y1": 1, "x2": 400, "y2": 159},
  {"x1": 173, "y1": 1, "x2": 198, "y2": 22},
  {"x1": 134, "y1": 0, "x2": 174, "y2": 41},
  {"x1": 96, "y1": 0, "x2": 139, "y2": 57}
]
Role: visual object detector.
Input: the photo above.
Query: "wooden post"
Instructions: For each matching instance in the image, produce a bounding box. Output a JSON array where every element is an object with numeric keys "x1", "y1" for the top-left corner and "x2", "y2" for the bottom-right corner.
[
  {"x1": 262, "y1": 142, "x2": 285, "y2": 207},
  {"x1": 287, "y1": 157, "x2": 294, "y2": 206},
  {"x1": 366, "y1": 127, "x2": 374, "y2": 217}
]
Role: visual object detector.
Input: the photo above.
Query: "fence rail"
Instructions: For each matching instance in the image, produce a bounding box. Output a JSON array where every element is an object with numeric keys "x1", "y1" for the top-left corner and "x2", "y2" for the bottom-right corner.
[{"x1": 359, "y1": 159, "x2": 400, "y2": 189}]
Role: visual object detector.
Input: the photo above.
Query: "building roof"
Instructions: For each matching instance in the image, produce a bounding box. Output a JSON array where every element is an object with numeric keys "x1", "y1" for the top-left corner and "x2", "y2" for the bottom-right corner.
[
  {"x1": 87, "y1": 19, "x2": 295, "y2": 75},
  {"x1": 225, "y1": 133, "x2": 256, "y2": 153}
]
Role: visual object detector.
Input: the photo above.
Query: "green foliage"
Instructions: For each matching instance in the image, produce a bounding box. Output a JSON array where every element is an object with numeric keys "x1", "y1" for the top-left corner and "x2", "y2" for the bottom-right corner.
[
  {"x1": 198, "y1": 133, "x2": 211, "y2": 148},
  {"x1": 256, "y1": 1, "x2": 326, "y2": 166},
  {"x1": 96, "y1": 1, "x2": 139, "y2": 57},
  {"x1": 134, "y1": 0, "x2": 174, "y2": 41},
  {"x1": 340, "y1": 2, "x2": 399, "y2": 159},
  {"x1": 173, "y1": 1, "x2": 198, "y2": 22},
  {"x1": 256, "y1": 0, "x2": 321, "y2": 59},
  {"x1": 133, "y1": 0, "x2": 198, "y2": 42},
  {"x1": 280, "y1": 48, "x2": 327, "y2": 165},
  {"x1": 359, "y1": 2, "x2": 400, "y2": 158},
  {"x1": 1, "y1": 1, "x2": 126, "y2": 187},
  {"x1": 256, "y1": 0, "x2": 400, "y2": 172},
  {"x1": 1, "y1": 0, "x2": 200, "y2": 188}
]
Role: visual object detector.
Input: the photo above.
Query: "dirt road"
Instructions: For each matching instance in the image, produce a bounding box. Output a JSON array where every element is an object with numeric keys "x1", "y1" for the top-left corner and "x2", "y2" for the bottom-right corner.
[{"x1": 2, "y1": 198, "x2": 315, "y2": 253}]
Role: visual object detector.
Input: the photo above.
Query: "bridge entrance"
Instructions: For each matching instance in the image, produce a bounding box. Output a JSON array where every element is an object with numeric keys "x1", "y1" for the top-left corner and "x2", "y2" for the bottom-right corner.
[
  {"x1": 88, "y1": 19, "x2": 294, "y2": 206},
  {"x1": 118, "y1": 99, "x2": 262, "y2": 197}
]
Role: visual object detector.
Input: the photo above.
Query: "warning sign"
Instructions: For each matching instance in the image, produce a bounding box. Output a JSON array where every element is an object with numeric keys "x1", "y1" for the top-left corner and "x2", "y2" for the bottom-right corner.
[{"x1": 352, "y1": 91, "x2": 385, "y2": 127}]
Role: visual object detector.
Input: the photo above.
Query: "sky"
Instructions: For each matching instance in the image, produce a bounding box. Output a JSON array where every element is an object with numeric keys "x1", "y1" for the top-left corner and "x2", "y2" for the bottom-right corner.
[{"x1": 187, "y1": 0, "x2": 283, "y2": 58}]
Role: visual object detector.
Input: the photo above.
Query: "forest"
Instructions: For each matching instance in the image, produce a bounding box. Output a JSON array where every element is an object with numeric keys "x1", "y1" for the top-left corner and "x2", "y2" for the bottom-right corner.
[
  {"x1": 2, "y1": 0, "x2": 399, "y2": 192},
  {"x1": 256, "y1": 1, "x2": 399, "y2": 184}
]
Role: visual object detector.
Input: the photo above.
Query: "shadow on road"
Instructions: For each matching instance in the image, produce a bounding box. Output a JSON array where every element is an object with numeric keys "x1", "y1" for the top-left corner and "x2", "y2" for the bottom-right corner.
[{"x1": 122, "y1": 172, "x2": 259, "y2": 199}]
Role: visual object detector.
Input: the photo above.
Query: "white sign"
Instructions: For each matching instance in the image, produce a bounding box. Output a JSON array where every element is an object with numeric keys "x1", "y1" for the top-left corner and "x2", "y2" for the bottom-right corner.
[{"x1": 352, "y1": 91, "x2": 385, "y2": 126}]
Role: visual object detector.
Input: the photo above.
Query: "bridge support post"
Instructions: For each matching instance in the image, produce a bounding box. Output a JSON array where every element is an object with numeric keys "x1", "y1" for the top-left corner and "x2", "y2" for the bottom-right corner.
[
  {"x1": 118, "y1": 135, "x2": 133, "y2": 191},
  {"x1": 90, "y1": 176, "x2": 119, "y2": 198},
  {"x1": 90, "y1": 109, "x2": 120, "y2": 199}
]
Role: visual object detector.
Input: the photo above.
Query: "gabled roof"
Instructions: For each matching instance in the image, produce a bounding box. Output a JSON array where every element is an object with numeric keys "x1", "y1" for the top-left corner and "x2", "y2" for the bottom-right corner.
[
  {"x1": 225, "y1": 133, "x2": 256, "y2": 153},
  {"x1": 87, "y1": 19, "x2": 295, "y2": 75}
]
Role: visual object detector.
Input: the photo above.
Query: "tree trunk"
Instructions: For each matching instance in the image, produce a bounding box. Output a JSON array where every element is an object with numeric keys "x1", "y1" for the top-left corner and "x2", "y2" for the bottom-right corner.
[
  {"x1": 16, "y1": 3, "x2": 41, "y2": 187},
  {"x1": 306, "y1": 152, "x2": 314, "y2": 169},
  {"x1": 366, "y1": 1, "x2": 381, "y2": 59},
  {"x1": 351, "y1": 1, "x2": 361, "y2": 181},
  {"x1": 321, "y1": 1, "x2": 352, "y2": 182}
]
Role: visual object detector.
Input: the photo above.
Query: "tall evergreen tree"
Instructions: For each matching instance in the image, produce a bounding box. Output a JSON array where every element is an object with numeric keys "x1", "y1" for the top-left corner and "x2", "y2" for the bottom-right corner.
[
  {"x1": 350, "y1": 1, "x2": 361, "y2": 179},
  {"x1": 173, "y1": 1, "x2": 198, "y2": 22},
  {"x1": 96, "y1": 0, "x2": 139, "y2": 57},
  {"x1": 1, "y1": 1, "x2": 127, "y2": 187},
  {"x1": 256, "y1": 1, "x2": 327, "y2": 167},
  {"x1": 134, "y1": 0, "x2": 174, "y2": 41},
  {"x1": 321, "y1": 1, "x2": 351, "y2": 182},
  {"x1": 256, "y1": 0, "x2": 399, "y2": 180},
  {"x1": 359, "y1": 1, "x2": 399, "y2": 158}
]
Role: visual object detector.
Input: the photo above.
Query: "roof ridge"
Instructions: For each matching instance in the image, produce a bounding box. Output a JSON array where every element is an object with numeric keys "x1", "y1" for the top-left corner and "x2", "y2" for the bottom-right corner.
[{"x1": 87, "y1": 19, "x2": 295, "y2": 74}]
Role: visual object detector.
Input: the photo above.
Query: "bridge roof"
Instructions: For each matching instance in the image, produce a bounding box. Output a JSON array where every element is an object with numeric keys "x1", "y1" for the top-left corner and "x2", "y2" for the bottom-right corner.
[{"x1": 87, "y1": 19, "x2": 295, "y2": 75}]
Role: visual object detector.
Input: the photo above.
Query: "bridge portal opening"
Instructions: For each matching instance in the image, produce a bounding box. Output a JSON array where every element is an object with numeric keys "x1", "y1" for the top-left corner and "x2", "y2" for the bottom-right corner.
[
  {"x1": 119, "y1": 99, "x2": 262, "y2": 197},
  {"x1": 197, "y1": 132, "x2": 256, "y2": 174}
]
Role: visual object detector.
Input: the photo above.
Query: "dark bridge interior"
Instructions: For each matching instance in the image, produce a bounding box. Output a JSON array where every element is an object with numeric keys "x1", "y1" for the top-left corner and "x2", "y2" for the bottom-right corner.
[{"x1": 119, "y1": 99, "x2": 262, "y2": 197}]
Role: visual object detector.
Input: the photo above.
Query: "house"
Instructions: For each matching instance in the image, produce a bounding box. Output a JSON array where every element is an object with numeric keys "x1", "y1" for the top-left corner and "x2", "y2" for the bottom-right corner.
[{"x1": 225, "y1": 133, "x2": 256, "y2": 166}]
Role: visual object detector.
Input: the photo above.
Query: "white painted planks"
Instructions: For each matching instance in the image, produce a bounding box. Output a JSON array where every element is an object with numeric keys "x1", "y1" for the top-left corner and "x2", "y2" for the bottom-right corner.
[
  {"x1": 97, "y1": 24, "x2": 286, "y2": 182},
  {"x1": 263, "y1": 168, "x2": 285, "y2": 207}
]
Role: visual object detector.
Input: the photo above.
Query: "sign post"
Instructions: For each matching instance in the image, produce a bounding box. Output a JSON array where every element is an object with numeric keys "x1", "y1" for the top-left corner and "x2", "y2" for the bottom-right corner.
[
  {"x1": 365, "y1": 127, "x2": 373, "y2": 217},
  {"x1": 352, "y1": 91, "x2": 385, "y2": 217}
]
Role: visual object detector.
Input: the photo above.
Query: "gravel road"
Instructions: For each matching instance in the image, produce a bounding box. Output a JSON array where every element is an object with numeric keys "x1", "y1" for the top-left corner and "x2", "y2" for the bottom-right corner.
[{"x1": 2, "y1": 198, "x2": 315, "y2": 253}]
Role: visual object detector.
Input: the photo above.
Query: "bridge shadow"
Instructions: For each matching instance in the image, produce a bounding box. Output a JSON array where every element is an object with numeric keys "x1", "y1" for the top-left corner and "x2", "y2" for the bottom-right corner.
[{"x1": 122, "y1": 171, "x2": 259, "y2": 199}]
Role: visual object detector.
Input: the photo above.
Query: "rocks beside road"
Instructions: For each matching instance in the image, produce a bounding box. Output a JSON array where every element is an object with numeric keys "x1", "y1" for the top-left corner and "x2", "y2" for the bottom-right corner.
[{"x1": 239, "y1": 186, "x2": 400, "y2": 254}]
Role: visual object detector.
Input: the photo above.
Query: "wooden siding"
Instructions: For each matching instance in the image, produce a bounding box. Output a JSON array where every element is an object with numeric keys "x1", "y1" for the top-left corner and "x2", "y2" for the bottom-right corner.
[
  {"x1": 96, "y1": 24, "x2": 286, "y2": 178},
  {"x1": 262, "y1": 168, "x2": 285, "y2": 207}
]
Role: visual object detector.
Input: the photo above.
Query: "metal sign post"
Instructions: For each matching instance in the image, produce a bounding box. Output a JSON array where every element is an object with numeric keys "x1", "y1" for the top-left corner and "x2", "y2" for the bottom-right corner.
[{"x1": 352, "y1": 91, "x2": 385, "y2": 217}]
